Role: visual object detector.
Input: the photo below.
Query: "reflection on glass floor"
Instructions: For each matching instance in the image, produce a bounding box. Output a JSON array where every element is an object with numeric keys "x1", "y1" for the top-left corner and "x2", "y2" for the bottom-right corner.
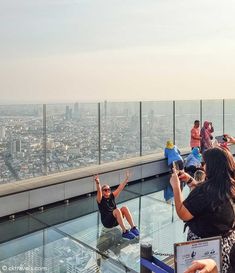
[{"x1": 0, "y1": 180, "x2": 189, "y2": 273}]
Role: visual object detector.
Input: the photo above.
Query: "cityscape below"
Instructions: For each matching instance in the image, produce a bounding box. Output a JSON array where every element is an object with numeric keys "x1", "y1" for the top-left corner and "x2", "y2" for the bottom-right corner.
[{"x1": 0, "y1": 99, "x2": 235, "y2": 183}]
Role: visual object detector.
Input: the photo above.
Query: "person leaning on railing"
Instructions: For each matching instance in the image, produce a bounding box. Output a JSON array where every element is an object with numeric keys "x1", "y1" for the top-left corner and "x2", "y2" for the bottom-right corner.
[{"x1": 170, "y1": 147, "x2": 235, "y2": 273}]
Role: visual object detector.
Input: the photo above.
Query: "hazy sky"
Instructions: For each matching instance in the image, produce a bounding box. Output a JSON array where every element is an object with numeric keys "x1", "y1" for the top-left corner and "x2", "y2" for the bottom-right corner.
[{"x1": 1, "y1": 0, "x2": 235, "y2": 103}]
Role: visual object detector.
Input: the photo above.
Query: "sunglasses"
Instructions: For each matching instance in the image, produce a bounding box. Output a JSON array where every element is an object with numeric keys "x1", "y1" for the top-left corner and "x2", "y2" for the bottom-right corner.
[{"x1": 102, "y1": 188, "x2": 111, "y2": 192}]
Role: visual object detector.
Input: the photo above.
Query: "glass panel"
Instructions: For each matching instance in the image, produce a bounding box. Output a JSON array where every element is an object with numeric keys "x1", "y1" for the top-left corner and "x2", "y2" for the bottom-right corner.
[
  {"x1": 54, "y1": 206, "x2": 140, "y2": 271},
  {"x1": 224, "y1": 99, "x2": 235, "y2": 136},
  {"x1": 100, "y1": 102, "x2": 140, "y2": 163},
  {"x1": 46, "y1": 103, "x2": 98, "y2": 174},
  {"x1": 175, "y1": 100, "x2": 200, "y2": 150},
  {"x1": 0, "y1": 227, "x2": 105, "y2": 273},
  {"x1": 202, "y1": 100, "x2": 223, "y2": 137},
  {"x1": 142, "y1": 101, "x2": 173, "y2": 155},
  {"x1": 0, "y1": 104, "x2": 43, "y2": 183},
  {"x1": 140, "y1": 193, "x2": 186, "y2": 261},
  {"x1": 0, "y1": 178, "x2": 190, "y2": 273}
]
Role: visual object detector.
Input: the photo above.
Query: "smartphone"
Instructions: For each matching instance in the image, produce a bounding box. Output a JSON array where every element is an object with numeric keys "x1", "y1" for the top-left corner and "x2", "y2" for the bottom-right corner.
[
  {"x1": 172, "y1": 161, "x2": 181, "y2": 176},
  {"x1": 172, "y1": 161, "x2": 179, "y2": 171},
  {"x1": 215, "y1": 135, "x2": 227, "y2": 144}
]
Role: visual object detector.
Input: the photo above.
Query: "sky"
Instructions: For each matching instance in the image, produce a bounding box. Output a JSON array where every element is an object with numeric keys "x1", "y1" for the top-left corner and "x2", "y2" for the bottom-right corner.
[{"x1": 1, "y1": 0, "x2": 235, "y2": 103}]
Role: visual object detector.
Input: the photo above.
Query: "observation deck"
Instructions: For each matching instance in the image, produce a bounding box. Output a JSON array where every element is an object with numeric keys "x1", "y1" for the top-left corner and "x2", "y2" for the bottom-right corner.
[{"x1": 0, "y1": 99, "x2": 235, "y2": 272}]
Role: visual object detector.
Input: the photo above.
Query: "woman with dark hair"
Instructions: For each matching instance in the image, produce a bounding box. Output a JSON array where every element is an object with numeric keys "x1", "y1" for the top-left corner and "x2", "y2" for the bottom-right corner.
[{"x1": 170, "y1": 147, "x2": 235, "y2": 273}]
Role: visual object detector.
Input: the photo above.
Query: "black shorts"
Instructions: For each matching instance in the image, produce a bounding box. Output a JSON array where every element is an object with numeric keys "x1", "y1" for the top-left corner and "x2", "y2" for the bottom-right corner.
[{"x1": 101, "y1": 212, "x2": 118, "y2": 228}]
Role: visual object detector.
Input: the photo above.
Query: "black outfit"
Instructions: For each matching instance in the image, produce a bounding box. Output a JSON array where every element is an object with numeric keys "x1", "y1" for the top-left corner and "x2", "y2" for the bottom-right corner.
[
  {"x1": 98, "y1": 193, "x2": 118, "y2": 228},
  {"x1": 183, "y1": 181, "x2": 234, "y2": 238},
  {"x1": 185, "y1": 165, "x2": 197, "y2": 177}
]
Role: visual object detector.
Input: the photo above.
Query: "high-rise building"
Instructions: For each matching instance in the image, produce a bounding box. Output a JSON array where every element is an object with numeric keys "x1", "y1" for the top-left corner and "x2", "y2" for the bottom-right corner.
[
  {"x1": 74, "y1": 103, "x2": 79, "y2": 119},
  {"x1": 8, "y1": 140, "x2": 21, "y2": 155},
  {"x1": 65, "y1": 106, "x2": 72, "y2": 120},
  {"x1": 8, "y1": 141, "x2": 16, "y2": 155},
  {"x1": 0, "y1": 126, "x2": 6, "y2": 139},
  {"x1": 15, "y1": 140, "x2": 21, "y2": 153}
]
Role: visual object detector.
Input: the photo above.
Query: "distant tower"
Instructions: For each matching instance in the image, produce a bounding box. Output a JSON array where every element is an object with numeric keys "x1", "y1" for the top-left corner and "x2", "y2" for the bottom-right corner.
[
  {"x1": 8, "y1": 139, "x2": 21, "y2": 155},
  {"x1": 0, "y1": 126, "x2": 6, "y2": 139},
  {"x1": 65, "y1": 106, "x2": 72, "y2": 120},
  {"x1": 15, "y1": 140, "x2": 21, "y2": 153},
  {"x1": 148, "y1": 109, "x2": 154, "y2": 132},
  {"x1": 74, "y1": 102, "x2": 79, "y2": 119},
  {"x1": 104, "y1": 100, "x2": 107, "y2": 121},
  {"x1": 8, "y1": 141, "x2": 16, "y2": 155}
]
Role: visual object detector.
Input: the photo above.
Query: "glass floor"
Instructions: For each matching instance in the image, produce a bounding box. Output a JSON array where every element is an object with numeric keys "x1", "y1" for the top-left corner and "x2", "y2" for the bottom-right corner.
[{"x1": 0, "y1": 176, "x2": 189, "y2": 273}]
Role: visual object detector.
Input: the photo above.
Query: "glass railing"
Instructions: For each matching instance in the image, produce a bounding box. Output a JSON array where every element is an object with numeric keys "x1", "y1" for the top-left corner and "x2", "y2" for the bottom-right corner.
[
  {"x1": 0, "y1": 179, "x2": 188, "y2": 272},
  {"x1": 0, "y1": 99, "x2": 235, "y2": 184},
  {"x1": 0, "y1": 224, "x2": 133, "y2": 273}
]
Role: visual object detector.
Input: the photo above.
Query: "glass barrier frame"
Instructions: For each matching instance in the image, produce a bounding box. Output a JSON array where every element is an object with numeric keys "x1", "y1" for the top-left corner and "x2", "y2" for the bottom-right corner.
[{"x1": 1, "y1": 99, "x2": 235, "y2": 183}]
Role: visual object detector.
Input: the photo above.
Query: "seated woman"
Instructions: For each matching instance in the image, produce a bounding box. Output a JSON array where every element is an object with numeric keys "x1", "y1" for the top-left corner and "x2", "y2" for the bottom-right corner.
[
  {"x1": 95, "y1": 171, "x2": 139, "y2": 240},
  {"x1": 170, "y1": 147, "x2": 235, "y2": 273},
  {"x1": 185, "y1": 147, "x2": 202, "y2": 177}
]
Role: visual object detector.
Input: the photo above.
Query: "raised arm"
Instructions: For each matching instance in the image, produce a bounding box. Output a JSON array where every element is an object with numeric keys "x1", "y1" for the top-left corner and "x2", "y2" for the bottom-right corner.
[
  {"x1": 94, "y1": 175, "x2": 102, "y2": 203},
  {"x1": 210, "y1": 122, "x2": 214, "y2": 133},
  {"x1": 113, "y1": 170, "x2": 130, "y2": 198},
  {"x1": 170, "y1": 169, "x2": 193, "y2": 221}
]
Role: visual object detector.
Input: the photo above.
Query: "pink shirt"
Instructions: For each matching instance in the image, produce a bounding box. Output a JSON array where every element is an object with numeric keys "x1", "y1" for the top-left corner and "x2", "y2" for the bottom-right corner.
[{"x1": 190, "y1": 127, "x2": 200, "y2": 148}]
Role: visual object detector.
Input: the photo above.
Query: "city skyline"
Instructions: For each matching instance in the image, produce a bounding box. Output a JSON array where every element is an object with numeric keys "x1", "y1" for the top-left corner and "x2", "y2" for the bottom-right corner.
[{"x1": 1, "y1": 100, "x2": 235, "y2": 183}]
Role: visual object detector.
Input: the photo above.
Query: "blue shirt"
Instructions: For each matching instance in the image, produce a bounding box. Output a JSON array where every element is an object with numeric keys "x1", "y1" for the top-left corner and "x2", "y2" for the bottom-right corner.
[{"x1": 185, "y1": 154, "x2": 201, "y2": 168}]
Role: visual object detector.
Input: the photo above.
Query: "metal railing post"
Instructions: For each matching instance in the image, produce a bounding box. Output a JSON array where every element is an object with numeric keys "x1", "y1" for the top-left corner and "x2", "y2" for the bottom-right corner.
[
  {"x1": 43, "y1": 104, "x2": 47, "y2": 175},
  {"x1": 140, "y1": 101, "x2": 143, "y2": 156},
  {"x1": 173, "y1": 101, "x2": 175, "y2": 144},
  {"x1": 98, "y1": 102, "x2": 101, "y2": 165},
  {"x1": 200, "y1": 100, "x2": 202, "y2": 124},
  {"x1": 140, "y1": 243, "x2": 152, "y2": 273},
  {"x1": 223, "y1": 99, "x2": 225, "y2": 134}
]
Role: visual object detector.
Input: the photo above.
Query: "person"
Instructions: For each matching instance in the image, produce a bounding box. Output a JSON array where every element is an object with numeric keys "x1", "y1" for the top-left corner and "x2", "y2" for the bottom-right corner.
[
  {"x1": 164, "y1": 140, "x2": 184, "y2": 203},
  {"x1": 185, "y1": 147, "x2": 202, "y2": 177},
  {"x1": 200, "y1": 121, "x2": 214, "y2": 153},
  {"x1": 184, "y1": 259, "x2": 218, "y2": 273},
  {"x1": 185, "y1": 244, "x2": 235, "y2": 273},
  {"x1": 194, "y1": 169, "x2": 206, "y2": 184},
  {"x1": 164, "y1": 140, "x2": 184, "y2": 169},
  {"x1": 94, "y1": 171, "x2": 139, "y2": 240},
  {"x1": 190, "y1": 120, "x2": 201, "y2": 150},
  {"x1": 188, "y1": 170, "x2": 206, "y2": 191},
  {"x1": 170, "y1": 147, "x2": 235, "y2": 273}
]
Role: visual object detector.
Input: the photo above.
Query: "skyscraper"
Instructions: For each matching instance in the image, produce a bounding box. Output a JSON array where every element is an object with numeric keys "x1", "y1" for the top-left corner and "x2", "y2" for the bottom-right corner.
[
  {"x1": 65, "y1": 106, "x2": 72, "y2": 120},
  {"x1": 74, "y1": 103, "x2": 79, "y2": 119},
  {"x1": 0, "y1": 126, "x2": 6, "y2": 139}
]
